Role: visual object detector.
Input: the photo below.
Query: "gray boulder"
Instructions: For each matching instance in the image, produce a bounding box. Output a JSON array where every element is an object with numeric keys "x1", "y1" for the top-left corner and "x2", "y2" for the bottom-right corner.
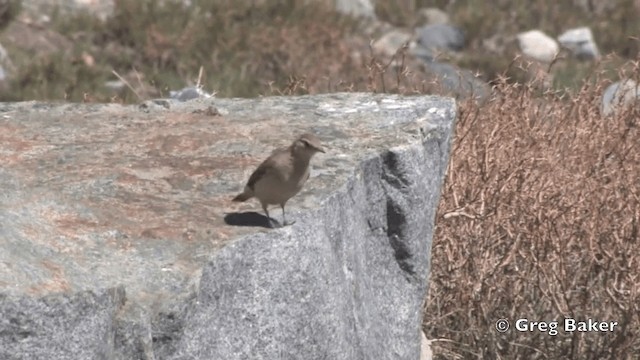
[
  {"x1": 423, "y1": 61, "x2": 490, "y2": 101},
  {"x1": 602, "y1": 79, "x2": 640, "y2": 116},
  {"x1": 558, "y1": 27, "x2": 600, "y2": 60},
  {"x1": 0, "y1": 93, "x2": 456, "y2": 359},
  {"x1": 412, "y1": 23, "x2": 465, "y2": 60}
]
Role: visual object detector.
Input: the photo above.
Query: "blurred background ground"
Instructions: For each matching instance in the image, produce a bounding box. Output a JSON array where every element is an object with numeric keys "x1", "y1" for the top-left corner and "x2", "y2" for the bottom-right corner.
[
  {"x1": 2, "y1": 1, "x2": 639, "y2": 359},
  {"x1": 0, "y1": 0, "x2": 638, "y2": 102}
]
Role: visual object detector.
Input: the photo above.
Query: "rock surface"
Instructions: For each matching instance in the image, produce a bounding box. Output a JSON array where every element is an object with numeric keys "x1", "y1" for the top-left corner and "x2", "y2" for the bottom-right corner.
[
  {"x1": 517, "y1": 29, "x2": 559, "y2": 63},
  {"x1": 558, "y1": 27, "x2": 600, "y2": 60},
  {"x1": 412, "y1": 23, "x2": 465, "y2": 60},
  {"x1": 21, "y1": 0, "x2": 115, "y2": 23},
  {"x1": 309, "y1": 0, "x2": 376, "y2": 19},
  {"x1": 0, "y1": 93, "x2": 456, "y2": 359},
  {"x1": 422, "y1": 61, "x2": 490, "y2": 102},
  {"x1": 601, "y1": 79, "x2": 640, "y2": 116}
]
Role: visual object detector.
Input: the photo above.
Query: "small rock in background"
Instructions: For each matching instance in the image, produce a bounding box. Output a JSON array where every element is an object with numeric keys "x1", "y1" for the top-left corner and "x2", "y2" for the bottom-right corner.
[
  {"x1": 558, "y1": 27, "x2": 600, "y2": 60},
  {"x1": 572, "y1": 0, "x2": 617, "y2": 15},
  {"x1": 169, "y1": 86, "x2": 213, "y2": 102},
  {"x1": 403, "y1": 9, "x2": 487, "y2": 101},
  {"x1": 0, "y1": 42, "x2": 15, "y2": 82},
  {"x1": 415, "y1": 7, "x2": 449, "y2": 26},
  {"x1": 601, "y1": 79, "x2": 640, "y2": 116},
  {"x1": 333, "y1": 0, "x2": 376, "y2": 20},
  {"x1": 104, "y1": 80, "x2": 126, "y2": 92},
  {"x1": 411, "y1": 23, "x2": 465, "y2": 61},
  {"x1": 423, "y1": 61, "x2": 490, "y2": 101},
  {"x1": 517, "y1": 30, "x2": 559, "y2": 63},
  {"x1": 20, "y1": 0, "x2": 115, "y2": 24}
]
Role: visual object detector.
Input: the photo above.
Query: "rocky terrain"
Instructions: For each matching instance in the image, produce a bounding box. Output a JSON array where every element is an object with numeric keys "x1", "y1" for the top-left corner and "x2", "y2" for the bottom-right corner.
[{"x1": 0, "y1": 93, "x2": 455, "y2": 359}]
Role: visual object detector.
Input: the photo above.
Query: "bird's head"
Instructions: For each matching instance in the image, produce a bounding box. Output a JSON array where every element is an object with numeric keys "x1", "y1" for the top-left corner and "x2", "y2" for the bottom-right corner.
[{"x1": 291, "y1": 133, "x2": 325, "y2": 158}]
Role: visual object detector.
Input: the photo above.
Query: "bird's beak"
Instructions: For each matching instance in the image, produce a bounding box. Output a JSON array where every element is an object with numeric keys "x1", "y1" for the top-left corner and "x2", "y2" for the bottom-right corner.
[{"x1": 317, "y1": 146, "x2": 325, "y2": 153}]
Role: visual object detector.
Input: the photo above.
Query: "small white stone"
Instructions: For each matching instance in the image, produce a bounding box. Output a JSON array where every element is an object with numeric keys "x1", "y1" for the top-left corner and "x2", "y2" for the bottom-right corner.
[{"x1": 517, "y1": 30, "x2": 559, "y2": 63}]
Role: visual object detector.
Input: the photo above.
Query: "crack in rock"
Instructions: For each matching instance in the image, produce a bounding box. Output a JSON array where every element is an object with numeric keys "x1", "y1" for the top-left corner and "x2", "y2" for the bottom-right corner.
[{"x1": 382, "y1": 149, "x2": 417, "y2": 276}]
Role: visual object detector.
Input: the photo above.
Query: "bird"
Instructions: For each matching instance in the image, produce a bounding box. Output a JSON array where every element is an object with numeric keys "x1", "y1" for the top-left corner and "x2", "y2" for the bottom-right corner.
[{"x1": 232, "y1": 133, "x2": 325, "y2": 228}]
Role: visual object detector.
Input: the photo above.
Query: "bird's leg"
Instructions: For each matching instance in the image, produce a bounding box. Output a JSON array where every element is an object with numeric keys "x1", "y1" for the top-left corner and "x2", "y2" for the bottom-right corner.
[
  {"x1": 281, "y1": 203, "x2": 295, "y2": 226},
  {"x1": 262, "y1": 203, "x2": 278, "y2": 228}
]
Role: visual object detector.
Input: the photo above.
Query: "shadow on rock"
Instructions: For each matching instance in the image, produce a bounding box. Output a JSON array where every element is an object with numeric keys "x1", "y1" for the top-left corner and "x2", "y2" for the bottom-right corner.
[{"x1": 224, "y1": 211, "x2": 278, "y2": 228}]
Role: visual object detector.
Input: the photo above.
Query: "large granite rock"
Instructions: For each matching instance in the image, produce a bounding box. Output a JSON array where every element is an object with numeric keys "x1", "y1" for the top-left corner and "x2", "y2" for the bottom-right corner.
[{"x1": 0, "y1": 93, "x2": 456, "y2": 359}]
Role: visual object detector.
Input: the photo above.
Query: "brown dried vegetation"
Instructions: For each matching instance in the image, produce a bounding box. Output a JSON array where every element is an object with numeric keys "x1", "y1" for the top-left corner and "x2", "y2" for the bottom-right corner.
[{"x1": 424, "y1": 63, "x2": 640, "y2": 359}]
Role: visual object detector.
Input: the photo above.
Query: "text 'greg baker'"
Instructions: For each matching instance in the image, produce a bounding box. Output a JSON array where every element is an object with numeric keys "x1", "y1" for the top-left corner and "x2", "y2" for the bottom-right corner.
[{"x1": 564, "y1": 318, "x2": 618, "y2": 332}]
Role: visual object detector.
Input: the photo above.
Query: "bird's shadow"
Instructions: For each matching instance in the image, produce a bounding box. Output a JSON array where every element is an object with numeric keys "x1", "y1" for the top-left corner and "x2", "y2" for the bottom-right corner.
[{"x1": 224, "y1": 211, "x2": 281, "y2": 228}]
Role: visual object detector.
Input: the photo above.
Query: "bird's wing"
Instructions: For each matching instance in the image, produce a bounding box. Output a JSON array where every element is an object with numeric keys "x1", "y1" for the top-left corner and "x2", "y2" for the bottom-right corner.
[
  {"x1": 246, "y1": 162, "x2": 270, "y2": 190},
  {"x1": 246, "y1": 149, "x2": 289, "y2": 190}
]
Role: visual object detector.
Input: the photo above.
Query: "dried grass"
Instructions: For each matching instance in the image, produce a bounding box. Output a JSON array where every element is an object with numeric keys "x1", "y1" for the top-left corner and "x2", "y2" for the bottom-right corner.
[{"x1": 423, "y1": 60, "x2": 640, "y2": 359}]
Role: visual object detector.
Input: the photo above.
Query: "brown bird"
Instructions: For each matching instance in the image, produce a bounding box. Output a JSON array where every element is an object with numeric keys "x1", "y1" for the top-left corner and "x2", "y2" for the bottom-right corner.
[{"x1": 232, "y1": 133, "x2": 325, "y2": 228}]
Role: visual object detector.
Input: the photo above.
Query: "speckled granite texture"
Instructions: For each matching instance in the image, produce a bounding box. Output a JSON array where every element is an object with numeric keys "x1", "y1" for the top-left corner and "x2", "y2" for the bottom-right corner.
[{"x1": 0, "y1": 93, "x2": 456, "y2": 360}]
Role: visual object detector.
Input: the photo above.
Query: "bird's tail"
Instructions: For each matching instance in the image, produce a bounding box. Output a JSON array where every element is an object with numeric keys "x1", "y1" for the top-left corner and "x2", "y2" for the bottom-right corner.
[{"x1": 232, "y1": 188, "x2": 253, "y2": 202}]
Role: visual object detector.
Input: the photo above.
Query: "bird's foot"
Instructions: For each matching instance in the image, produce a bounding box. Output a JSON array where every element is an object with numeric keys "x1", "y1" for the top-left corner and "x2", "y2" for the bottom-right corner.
[{"x1": 266, "y1": 218, "x2": 282, "y2": 228}]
